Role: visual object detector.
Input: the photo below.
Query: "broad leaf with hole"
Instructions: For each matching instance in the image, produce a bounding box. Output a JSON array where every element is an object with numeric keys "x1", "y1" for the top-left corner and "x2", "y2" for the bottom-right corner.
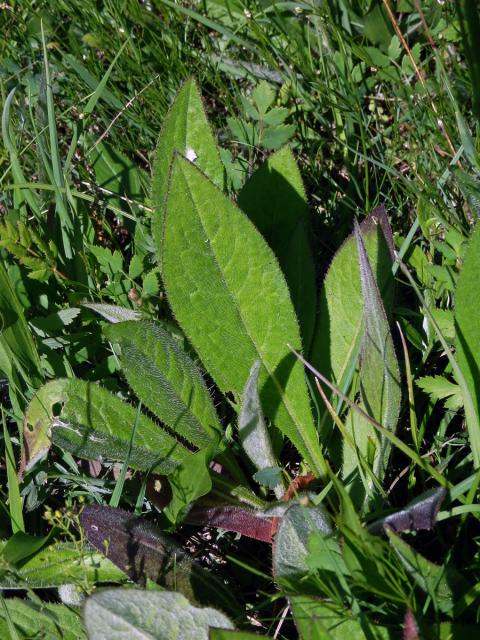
[
  {"x1": 83, "y1": 590, "x2": 234, "y2": 640},
  {"x1": 152, "y1": 78, "x2": 224, "y2": 270},
  {"x1": 238, "y1": 147, "x2": 316, "y2": 350},
  {"x1": 22, "y1": 378, "x2": 213, "y2": 521},
  {"x1": 161, "y1": 154, "x2": 325, "y2": 477},
  {"x1": 104, "y1": 320, "x2": 221, "y2": 448}
]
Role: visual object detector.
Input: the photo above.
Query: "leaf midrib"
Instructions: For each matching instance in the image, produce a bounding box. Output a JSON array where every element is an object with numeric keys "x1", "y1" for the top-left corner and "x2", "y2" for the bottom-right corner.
[{"x1": 180, "y1": 163, "x2": 323, "y2": 475}]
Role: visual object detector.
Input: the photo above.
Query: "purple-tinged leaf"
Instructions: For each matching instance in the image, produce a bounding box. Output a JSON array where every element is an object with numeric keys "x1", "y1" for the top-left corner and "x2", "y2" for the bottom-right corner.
[
  {"x1": 79, "y1": 504, "x2": 238, "y2": 615},
  {"x1": 368, "y1": 487, "x2": 447, "y2": 535},
  {"x1": 185, "y1": 505, "x2": 275, "y2": 543}
]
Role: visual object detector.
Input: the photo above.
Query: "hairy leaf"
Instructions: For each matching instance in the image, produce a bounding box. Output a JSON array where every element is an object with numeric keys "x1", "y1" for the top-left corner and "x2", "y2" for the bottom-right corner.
[
  {"x1": 455, "y1": 222, "x2": 480, "y2": 465},
  {"x1": 104, "y1": 320, "x2": 221, "y2": 448},
  {"x1": 368, "y1": 487, "x2": 446, "y2": 535},
  {"x1": 162, "y1": 154, "x2": 325, "y2": 477},
  {"x1": 83, "y1": 590, "x2": 234, "y2": 640},
  {"x1": 22, "y1": 379, "x2": 213, "y2": 522},
  {"x1": 82, "y1": 302, "x2": 141, "y2": 323},
  {"x1": 273, "y1": 496, "x2": 332, "y2": 583},
  {"x1": 237, "y1": 147, "x2": 316, "y2": 349},
  {"x1": 238, "y1": 361, "x2": 279, "y2": 478},
  {"x1": 342, "y1": 220, "x2": 400, "y2": 498},
  {"x1": 80, "y1": 505, "x2": 238, "y2": 615},
  {"x1": 311, "y1": 208, "x2": 395, "y2": 400},
  {"x1": 152, "y1": 78, "x2": 224, "y2": 270}
]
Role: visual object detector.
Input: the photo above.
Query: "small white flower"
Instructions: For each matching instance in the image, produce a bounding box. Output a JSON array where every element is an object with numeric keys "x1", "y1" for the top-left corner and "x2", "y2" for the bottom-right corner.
[{"x1": 186, "y1": 147, "x2": 198, "y2": 162}]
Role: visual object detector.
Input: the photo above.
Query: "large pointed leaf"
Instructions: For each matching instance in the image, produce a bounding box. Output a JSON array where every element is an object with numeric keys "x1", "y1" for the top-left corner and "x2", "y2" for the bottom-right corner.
[
  {"x1": 237, "y1": 147, "x2": 316, "y2": 350},
  {"x1": 152, "y1": 78, "x2": 224, "y2": 269},
  {"x1": 342, "y1": 222, "x2": 401, "y2": 495},
  {"x1": 162, "y1": 155, "x2": 325, "y2": 477},
  {"x1": 104, "y1": 320, "x2": 222, "y2": 448},
  {"x1": 311, "y1": 208, "x2": 395, "y2": 396},
  {"x1": 83, "y1": 590, "x2": 234, "y2": 640},
  {"x1": 454, "y1": 222, "x2": 480, "y2": 466}
]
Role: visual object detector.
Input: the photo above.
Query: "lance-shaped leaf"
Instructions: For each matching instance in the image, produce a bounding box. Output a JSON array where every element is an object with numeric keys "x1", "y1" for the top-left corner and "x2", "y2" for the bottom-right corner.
[
  {"x1": 185, "y1": 504, "x2": 275, "y2": 543},
  {"x1": 237, "y1": 147, "x2": 316, "y2": 350},
  {"x1": 152, "y1": 78, "x2": 224, "y2": 270},
  {"x1": 342, "y1": 221, "x2": 401, "y2": 497},
  {"x1": 238, "y1": 360, "x2": 284, "y2": 498},
  {"x1": 0, "y1": 542, "x2": 126, "y2": 589},
  {"x1": 84, "y1": 590, "x2": 234, "y2": 640},
  {"x1": 82, "y1": 302, "x2": 141, "y2": 323},
  {"x1": 368, "y1": 487, "x2": 446, "y2": 535},
  {"x1": 22, "y1": 378, "x2": 213, "y2": 522},
  {"x1": 273, "y1": 495, "x2": 332, "y2": 584},
  {"x1": 311, "y1": 207, "x2": 395, "y2": 398},
  {"x1": 80, "y1": 505, "x2": 238, "y2": 616},
  {"x1": 454, "y1": 222, "x2": 480, "y2": 467},
  {"x1": 104, "y1": 320, "x2": 221, "y2": 448},
  {"x1": 162, "y1": 155, "x2": 325, "y2": 477}
]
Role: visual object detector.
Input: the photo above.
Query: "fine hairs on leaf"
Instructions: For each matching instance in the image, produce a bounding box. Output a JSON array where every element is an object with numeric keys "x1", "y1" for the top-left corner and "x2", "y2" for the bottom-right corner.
[{"x1": 238, "y1": 360, "x2": 284, "y2": 499}]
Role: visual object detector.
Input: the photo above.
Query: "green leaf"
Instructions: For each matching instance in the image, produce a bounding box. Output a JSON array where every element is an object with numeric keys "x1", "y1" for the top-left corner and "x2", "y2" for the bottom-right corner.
[
  {"x1": 22, "y1": 378, "x2": 186, "y2": 475},
  {"x1": 342, "y1": 221, "x2": 401, "y2": 495},
  {"x1": 238, "y1": 147, "x2": 316, "y2": 350},
  {"x1": 455, "y1": 222, "x2": 480, "y2": 465},
  {"x1": 141, "y1": 269, "x2": 160, "y2": 297},
  {"x1": 238, "y1": 361, "x2": 277, "y2": 474},
  {"x1": 311, "y1": 209, "x2": 395, "y2": 417},
  {"x1": 104, "y1": 320, "x2": 222, "y2": 448},
  {"x1": 83, "y1": 590, "x2": 234, "y2": 640},
  {"x1": 162, "y1": 155, "x2": 325, "y2": 477},
  {"x1": 151, "y1": 78, "x2": 224, "y2": 271},
  {"x1": 0, "y1": 598, "x2": 85, "y2": 640},
  {"x1": 262, "y1": 124, "x2": 295, "y2": 150},
  {"x1": 22, "y1": 378, "x2": 213, "y2": 522},
  {"x1": 210, "y1": 632, "x2": 260, "y2": 640},
  {"x1": 252, "y1": 81, "x2": 276, "y2": 116},
  {"x1": 273, "y1": 498, "x2": 332, "y2": 583},
  {"x1": 416, "y1": 376, "x2": 462, "y2": 410},
  {"x1": 82, "y1": 302, "x2": 141, "y2": 324},
  {"x1": 90, "y1": 246, "x2": 123, "y2": 279},
  {"x1": 0, "y1": 542, "x2": 126, "y2": 589}
]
